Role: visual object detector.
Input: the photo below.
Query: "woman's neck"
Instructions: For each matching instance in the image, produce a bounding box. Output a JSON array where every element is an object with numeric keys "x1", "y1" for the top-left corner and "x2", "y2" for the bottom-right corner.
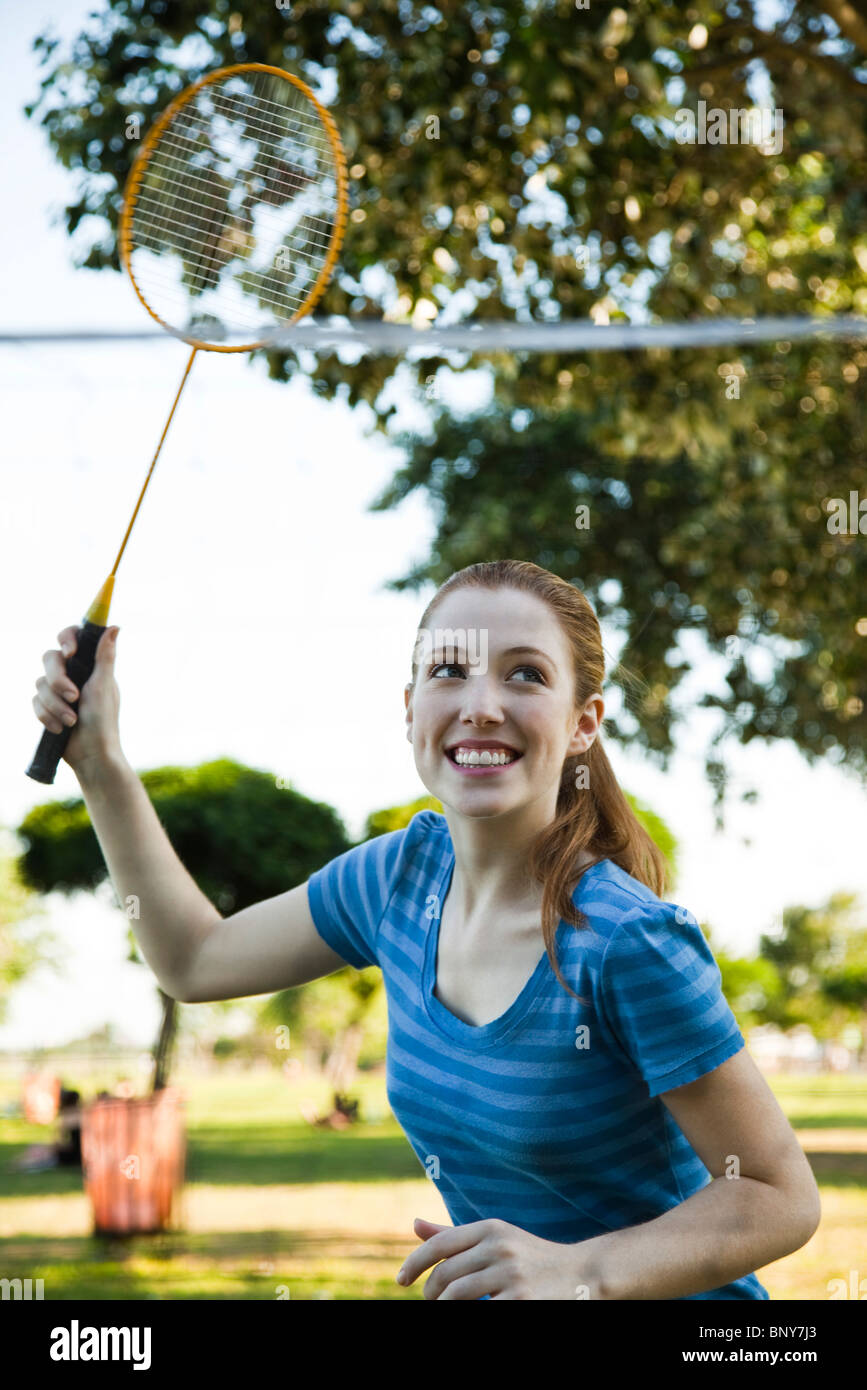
[{"x1": 444, "y1": 839, "x2": 595, "y2": 926}]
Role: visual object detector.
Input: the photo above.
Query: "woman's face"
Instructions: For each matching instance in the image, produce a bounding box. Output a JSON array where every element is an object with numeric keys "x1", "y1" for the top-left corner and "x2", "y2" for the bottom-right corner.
[{"x1": 404, "y1": 587, "x2": 603, "y2": 820}]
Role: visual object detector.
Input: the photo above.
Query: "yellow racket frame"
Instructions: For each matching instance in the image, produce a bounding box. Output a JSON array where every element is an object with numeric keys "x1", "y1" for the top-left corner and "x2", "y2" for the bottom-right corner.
[{"x1": 118, "y1": 61, "x2": 349, "y2": 352}]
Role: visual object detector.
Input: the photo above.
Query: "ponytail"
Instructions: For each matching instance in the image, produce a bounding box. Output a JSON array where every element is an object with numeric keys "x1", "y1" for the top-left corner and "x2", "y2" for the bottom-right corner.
[{"x1": 527, "y1": 737, "x2": 668, "y2": 1001}]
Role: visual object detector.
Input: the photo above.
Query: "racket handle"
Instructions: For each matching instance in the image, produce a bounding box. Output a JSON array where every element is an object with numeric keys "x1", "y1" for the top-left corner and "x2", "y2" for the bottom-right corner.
[{"x1": 26, "y1": 619, "x2": 107, "y2": 784}]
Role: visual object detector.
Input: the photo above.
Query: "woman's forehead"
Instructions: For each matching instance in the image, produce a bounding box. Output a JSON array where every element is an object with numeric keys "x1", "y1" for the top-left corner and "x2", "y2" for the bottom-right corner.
[{"x1": 430, "y1": 586, "x2": 556, "y2": 628}]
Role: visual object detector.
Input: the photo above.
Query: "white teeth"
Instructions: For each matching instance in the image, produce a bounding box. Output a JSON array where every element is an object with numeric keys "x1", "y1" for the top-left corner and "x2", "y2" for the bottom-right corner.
[{"x1": 451, "y1": 748, "x2": 518, "y2": 766}]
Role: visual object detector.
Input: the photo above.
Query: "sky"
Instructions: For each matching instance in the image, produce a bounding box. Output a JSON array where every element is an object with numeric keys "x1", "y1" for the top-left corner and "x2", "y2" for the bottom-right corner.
[{"x1": 1, "y1": 0, "x2": 865, "y2": 1051}]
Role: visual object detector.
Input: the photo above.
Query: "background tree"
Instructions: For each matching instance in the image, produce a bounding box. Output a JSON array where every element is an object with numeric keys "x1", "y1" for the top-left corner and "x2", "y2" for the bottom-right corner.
[
  {"x1": 715, "y1": 891, "x2": 867, "y2": 1054},
  {"x1": 758, "y1": 891, "x2": 865, "y2": 1041},
  {"x1": 822, "y1": 929, "x2": 867, "y2": 1063},
  {"x1": 15, "y1": 759, "x2": 353, "y2": 1089}
]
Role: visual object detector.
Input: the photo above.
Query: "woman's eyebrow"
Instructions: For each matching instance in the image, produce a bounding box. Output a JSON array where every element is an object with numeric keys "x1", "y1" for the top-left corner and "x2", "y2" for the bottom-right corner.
[
  {"x1": 429, "y1": 642, "x2": 554, "y2": 664},
  {"x1": 500, "y1": 645, "x2": 553, "y2": 662}
]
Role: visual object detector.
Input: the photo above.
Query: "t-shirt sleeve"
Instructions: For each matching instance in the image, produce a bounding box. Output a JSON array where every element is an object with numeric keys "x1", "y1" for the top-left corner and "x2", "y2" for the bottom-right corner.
[
  {"x1": 306, "y1": 828, "x2": 407, "y2": 970},
  {"x1": 595, "y1": 901, "x2": 745, "y2": 1097}
]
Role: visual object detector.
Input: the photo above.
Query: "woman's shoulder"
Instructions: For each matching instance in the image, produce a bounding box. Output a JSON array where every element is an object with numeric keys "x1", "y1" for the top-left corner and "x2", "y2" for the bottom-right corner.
[
  {"x1": 576, "y1": 854, "x2": 663, "y2": 913},
  {"x1": 402, "y1": 808, "x2": 452, "y2": 870},
  {"x1": 572, "y1": 857, "x2": 694, "y2": 949},
  {"x1": 353, "y1": 807, "x2": 450, "y2": 880},
  {"x1": 408, "y1": 807, "x2": 450, "y2": 838}
]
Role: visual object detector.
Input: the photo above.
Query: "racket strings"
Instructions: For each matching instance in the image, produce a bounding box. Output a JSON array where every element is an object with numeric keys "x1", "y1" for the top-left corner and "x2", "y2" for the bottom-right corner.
[
  {"x1": 130, "y1": 265, "x2": 322, "y2": 318},
  {"x1": 132, "y1": 156, "x2": 337, "y2": 238},
  {"x1": 157, "y1": 111, "x2": 334, "y2": 171},
  {"x1": 170, "y1": 74, "x2": 336, "y2": 167},
  {"x1": 130, "y1": 215, "x2": 332, "y2": 315},
  {"x1": 139, "y1": 153, "x2": 333, "y2": 227},
  {"x1": 131, "y1": 183, "x2": 335, "y2": 262},
  {"x1": 137, "y1": 139, "x2": 333, "y2": 258},
  {"x1": 210, "y1": 75, "x2": 336, "y2": 132},
  {"x1": 123, "y1": 66, "x2": 344, "y2": 346},
  {"x1": 141, "y1": 132, "x2": 335, "y2": 200},
  {"x1": 185, "y1": 105, "x2": 336, "y2": 149},
  {"x1": 129, "y1": 236, "x2": 333, "y2": 287}
]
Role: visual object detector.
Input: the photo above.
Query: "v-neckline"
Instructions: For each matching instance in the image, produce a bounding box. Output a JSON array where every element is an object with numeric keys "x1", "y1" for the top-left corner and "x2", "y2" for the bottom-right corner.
[{"x1": 423, "y1": 837, "x2": 608, "y2": 1049}]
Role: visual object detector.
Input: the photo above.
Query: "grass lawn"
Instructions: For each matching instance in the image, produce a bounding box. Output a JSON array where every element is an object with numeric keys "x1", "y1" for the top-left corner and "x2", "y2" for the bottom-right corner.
[{"x1": 0, "y1": 1067, "x2": 864, "y2": 1300}]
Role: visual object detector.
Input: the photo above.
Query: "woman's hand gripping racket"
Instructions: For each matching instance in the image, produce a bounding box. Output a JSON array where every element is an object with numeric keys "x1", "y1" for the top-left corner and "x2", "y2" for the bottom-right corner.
[
  {"x1": 27, "y1": 62, "x2": 347, "y2": 783},
  {"x1": 33, "y1": 625, "x2": 122, "y2": 783}
]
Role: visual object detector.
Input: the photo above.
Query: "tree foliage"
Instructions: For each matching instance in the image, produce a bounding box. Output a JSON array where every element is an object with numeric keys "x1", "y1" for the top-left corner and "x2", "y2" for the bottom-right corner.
[
  {"x1": 758, "y1": 890, "x2": 867, "y2": 1036},
  {"x1": 715, "y1": 892, "x2": 867, "y2": 1039},
  {"x1": 16, "y1": 757, "x2": 352, "y2": 918}
]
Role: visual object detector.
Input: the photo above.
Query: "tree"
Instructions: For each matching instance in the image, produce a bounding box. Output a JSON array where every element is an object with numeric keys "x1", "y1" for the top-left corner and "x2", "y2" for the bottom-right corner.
[
  {"x1": 363, "y1": 793, "x2": 444, "y2": 839},
  {"x1": 15, "y1": 758, "x2": 353, "y2": 1088},
  {"x1": 715, "y1": 891, "x2": 867, "y2": 1049},
  {"x1": 822, "y1": 930, "x2": 867, "y2": 1062},
  {"x1": 757, "y1": 890, "x2": 867, "y2": 1041}
]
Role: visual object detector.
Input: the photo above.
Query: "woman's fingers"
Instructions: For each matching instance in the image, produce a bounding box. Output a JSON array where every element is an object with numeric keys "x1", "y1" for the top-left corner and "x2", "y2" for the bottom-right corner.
[
  {"x1": 33, "y1": 677, "x2": 77, "y2": 732},
  {"x1": 34, "y1": 640, "x2": 81, "y2": 734},
  {"x1": 57, "y1": 626, "x2": 78, "y2": 657},
  {"x1": 43, "y1": 648, "x2": 79, "y2": 700}
]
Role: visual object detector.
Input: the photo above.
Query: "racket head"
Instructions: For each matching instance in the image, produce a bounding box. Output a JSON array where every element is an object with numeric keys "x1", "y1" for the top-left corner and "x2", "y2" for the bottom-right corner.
[{"x1": 119, "y1": 62, "x2": 348, "y2": 352}]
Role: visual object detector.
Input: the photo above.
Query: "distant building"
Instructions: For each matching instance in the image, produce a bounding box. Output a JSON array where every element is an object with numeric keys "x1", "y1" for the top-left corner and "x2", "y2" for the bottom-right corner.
[{"x1": 747, "y1": 1024, "x2": 862, "y2": 1072}]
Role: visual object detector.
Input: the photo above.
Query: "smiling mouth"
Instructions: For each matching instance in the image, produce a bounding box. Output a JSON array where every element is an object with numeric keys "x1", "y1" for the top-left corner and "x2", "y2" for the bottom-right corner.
[{"x1": 445, "y1": 748, "x2": 524, "y2": 769}]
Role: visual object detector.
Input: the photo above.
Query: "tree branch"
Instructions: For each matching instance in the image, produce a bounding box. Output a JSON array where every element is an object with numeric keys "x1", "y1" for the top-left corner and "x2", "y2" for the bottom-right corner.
[
  {"x1": 822, "y1": 0, "x2": 867, "y2": 57},
  {"x1": 680, "y1": 33, "x2": 867, "y2": 101}
]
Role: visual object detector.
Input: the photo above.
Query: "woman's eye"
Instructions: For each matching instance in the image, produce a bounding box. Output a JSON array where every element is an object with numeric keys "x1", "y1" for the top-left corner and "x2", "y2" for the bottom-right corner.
[{"x1": 428, "y1": 663, "x2": 544, "y2": 682}]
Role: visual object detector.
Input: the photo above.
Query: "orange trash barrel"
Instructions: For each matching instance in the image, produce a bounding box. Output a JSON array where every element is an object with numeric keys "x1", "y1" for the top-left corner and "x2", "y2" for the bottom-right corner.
[{"x1": 80, "y1": 1088, "x2": 186, "y2": 1235}]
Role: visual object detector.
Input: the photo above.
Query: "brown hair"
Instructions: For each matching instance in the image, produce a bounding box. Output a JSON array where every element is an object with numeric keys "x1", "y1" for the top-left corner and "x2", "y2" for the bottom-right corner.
[{"x1": 408, "y1": 559, "x2": 669, "y2": 1000}]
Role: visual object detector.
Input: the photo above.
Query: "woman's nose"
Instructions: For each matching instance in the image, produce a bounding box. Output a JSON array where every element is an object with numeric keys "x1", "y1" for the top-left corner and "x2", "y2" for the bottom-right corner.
[{"x1": 458, "y1": 677, "x2": 505, "y2": 720}]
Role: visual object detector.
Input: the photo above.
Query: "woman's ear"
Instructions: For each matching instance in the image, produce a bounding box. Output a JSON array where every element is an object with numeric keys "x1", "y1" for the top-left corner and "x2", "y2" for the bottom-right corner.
[
  {"x1": 404, "y1": 682, "x2": 413, "y2": 740},
  {"x1": 568, "y1": 692, "x2": 604, "y2": 756}
]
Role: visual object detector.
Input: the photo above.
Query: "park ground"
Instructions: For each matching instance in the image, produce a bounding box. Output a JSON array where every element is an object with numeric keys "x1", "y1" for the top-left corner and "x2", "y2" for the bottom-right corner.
[{"x1": 0, "y1": 1068, "x2": 864, "y2": 1300}]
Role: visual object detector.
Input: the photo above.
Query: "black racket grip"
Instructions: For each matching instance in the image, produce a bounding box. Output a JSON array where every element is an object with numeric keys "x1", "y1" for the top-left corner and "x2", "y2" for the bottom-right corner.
[{"x1": 26, "y1": 619, "x2": 108, "y2": 784}]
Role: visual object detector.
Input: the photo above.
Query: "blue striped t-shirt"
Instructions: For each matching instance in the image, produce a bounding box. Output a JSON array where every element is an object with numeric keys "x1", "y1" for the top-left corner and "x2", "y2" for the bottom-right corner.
[{"x1": 306, "y1": 809, "x2": 770, "y2": 1300}]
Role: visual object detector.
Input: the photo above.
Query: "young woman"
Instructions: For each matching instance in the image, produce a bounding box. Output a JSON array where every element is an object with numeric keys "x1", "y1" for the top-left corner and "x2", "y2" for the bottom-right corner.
[{"x1": 34, "y1": 559, "x2": 820, "y2": 1300}]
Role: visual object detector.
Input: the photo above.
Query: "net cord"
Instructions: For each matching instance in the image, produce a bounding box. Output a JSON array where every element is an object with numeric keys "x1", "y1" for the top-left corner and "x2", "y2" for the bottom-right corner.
[{"x1": 5, "y1": 316, "x2": 867, "y2": 351}]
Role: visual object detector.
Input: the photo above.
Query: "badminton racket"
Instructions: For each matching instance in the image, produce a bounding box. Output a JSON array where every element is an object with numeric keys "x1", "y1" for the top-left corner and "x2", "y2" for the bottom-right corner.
[{"x1": 27, "y1": 61, "x2": 348, "y2": 783}]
